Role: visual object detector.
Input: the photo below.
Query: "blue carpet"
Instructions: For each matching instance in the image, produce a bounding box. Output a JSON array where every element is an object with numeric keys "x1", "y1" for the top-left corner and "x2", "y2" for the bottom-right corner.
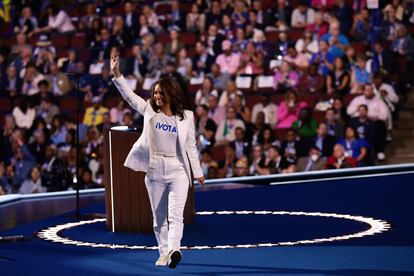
[{"x1": 1, "y1": 173, "x2": 414, "y2": 275}]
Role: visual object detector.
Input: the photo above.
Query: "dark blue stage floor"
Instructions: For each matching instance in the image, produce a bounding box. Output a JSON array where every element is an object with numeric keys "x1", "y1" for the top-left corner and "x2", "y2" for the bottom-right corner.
[{"x1": 1, "y1": 172, "x2": 414, "y2": 275}]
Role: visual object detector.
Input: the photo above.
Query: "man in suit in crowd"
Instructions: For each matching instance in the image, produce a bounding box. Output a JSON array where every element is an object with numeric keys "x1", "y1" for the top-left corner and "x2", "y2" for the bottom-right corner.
[
  {"x1": 296, "y1": 146, "x2": 326, "y2": 172},
  {"x1": 314, "y1": 122, "x2": 336, "y2": 157}
]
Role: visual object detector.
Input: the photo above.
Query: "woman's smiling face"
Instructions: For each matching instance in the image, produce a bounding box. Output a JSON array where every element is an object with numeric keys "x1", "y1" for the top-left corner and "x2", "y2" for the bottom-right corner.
[{"x1": 153, "y1": 84, "x2": 168, "y2": 107}]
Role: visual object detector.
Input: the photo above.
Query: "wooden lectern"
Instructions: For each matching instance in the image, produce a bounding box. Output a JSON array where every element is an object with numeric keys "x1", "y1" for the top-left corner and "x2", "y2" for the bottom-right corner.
[{"x1": 103, "y1": 126, "x2": 194, "y2": 234}]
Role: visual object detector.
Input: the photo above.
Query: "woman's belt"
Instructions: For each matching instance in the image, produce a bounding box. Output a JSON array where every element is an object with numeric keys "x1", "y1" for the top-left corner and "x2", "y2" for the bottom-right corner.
[{"x1": 154, "y1": 151, "x2": 183, "y2": 157}]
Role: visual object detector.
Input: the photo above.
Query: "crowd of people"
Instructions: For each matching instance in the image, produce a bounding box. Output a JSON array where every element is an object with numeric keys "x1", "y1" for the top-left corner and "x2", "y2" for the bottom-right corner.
[{"x1": 0, "y1": 0, "x2": 414, "y2": 195}]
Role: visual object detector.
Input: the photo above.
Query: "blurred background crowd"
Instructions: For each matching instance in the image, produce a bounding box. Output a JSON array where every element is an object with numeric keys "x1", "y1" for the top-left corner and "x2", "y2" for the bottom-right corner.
[{"x1": 0, "y1": 0, "x2": 413, "y2": 195}]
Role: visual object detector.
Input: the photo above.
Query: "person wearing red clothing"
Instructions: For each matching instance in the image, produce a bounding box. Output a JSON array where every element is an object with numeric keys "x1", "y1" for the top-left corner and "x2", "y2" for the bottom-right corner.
[{"x1": 325, "y1": 144, "x2": 357, "y2": 169}]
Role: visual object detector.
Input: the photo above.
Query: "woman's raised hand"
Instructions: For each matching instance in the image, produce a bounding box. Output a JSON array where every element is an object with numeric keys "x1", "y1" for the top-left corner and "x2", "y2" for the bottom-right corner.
[{"x1": 110, "y1": 52, "x2": 121, "y2": 78}]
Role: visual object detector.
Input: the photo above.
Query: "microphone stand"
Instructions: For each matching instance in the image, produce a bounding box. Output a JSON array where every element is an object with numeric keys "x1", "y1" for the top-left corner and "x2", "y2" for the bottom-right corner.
[
  {"x1": 65, "y1": 71, "x2": 82, "y2": 220},
  {"x1": 74, "y1": 72, "x2": 81, "y2": 221}
]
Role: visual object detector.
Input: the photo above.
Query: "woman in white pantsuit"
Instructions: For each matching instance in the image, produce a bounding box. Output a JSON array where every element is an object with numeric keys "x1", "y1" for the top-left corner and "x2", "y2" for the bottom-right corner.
[{"x1": 110, "y1": 53, "x2": 205, "y2": 268}]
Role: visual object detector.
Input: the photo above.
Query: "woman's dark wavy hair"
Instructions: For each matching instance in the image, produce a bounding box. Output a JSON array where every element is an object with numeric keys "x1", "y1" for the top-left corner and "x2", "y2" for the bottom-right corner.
[{"x1": 150, "y1": 76, "x2": 186, "y2": 120}]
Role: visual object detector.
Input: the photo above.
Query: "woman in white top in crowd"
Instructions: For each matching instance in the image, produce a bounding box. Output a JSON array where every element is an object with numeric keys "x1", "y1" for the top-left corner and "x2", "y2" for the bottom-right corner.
[{"x1": 30, "y1": 4, "x2": 75, "y2": 36}]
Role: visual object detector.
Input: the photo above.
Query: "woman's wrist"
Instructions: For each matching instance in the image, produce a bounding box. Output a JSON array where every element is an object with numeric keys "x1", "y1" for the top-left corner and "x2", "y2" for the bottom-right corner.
[{"x1": 113, "y1": 71, "x2": 122, "y2": 78}]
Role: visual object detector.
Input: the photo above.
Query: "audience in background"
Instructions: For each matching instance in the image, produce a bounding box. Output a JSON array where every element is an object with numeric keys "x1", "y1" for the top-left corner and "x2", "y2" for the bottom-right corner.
[{"x1": 0, "y1": 0, "x2": 413, "y2": 194}]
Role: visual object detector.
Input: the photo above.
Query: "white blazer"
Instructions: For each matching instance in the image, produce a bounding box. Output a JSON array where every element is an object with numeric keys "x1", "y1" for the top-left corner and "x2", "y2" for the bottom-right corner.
[{"x1": 112, "y1": 76, "x2": 203, "y2": 185}]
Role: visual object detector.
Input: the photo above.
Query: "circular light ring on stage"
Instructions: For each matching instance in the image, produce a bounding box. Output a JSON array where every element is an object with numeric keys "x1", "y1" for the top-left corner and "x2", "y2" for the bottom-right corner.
[{"x1": 36, "y1": 210, "x2": 391, "y2": 250}]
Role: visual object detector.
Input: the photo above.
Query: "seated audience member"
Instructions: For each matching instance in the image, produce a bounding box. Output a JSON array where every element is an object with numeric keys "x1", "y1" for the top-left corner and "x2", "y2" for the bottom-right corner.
[
  {"x1": 257, "y1": 146, "x2": 290, "y2": 175},
  {"x1": 291, "y1": 0, "x2": 316, "y2": 28},
  {"x1": 1, "y1": 115, "x2": 17, "y2": 164},
  {"x1": 321, "y1": 21, "x2": 350, "y2": 58},
  {"x1": 295, "y1": 30, "x2": 319, "y2": 56},
  {"x1": 12, "y1": 96, "x2": 36, "y2": 129},
  {"x1": 125, "y1": 44, "x2": 148, "y2": 83},
  {"x1": 292, "y1": 107, "x2": 318, "y2": 154},
  {"x1": 37, "y1": 95, "x2": 60, "y2": 126},
  {"x1": 14, "y1": 6, "x2": 38, "y2": 35},
  {"x1": 28, "y1": 129, "x2": 48, "y2": 164},
  {"x1": 296, "y1": 146, "x2": 326, "y2": 172},
  {"x1": 332, "y1": 97, "x2": 350, "y2": 123},
  {"x1": 372, "y1": 73, "x2": 399, "y2": 124},
  {"x1": 31, "y1": 4, "x2": 76, "y2": 35},
  {"x1": 215, "y1": 106, "x2": 246, "y2": 145},
  {"x1": 196, "y1": 105, "x2": 217, "y2": 148},
  {"x1": 251, "y1": 94, "x2": 278, "y2": 128},
  {"x1": 42, "y1": 144, "x2": 72, "y2": 192},
  {"x1": 234, "y1": 158, "x2": 250, "y2": 177},
  {"x1": 83, "y1": 98, "x2": 109, "y2": 127},
  {"x1": 186, "y1": 3, "x2": 206, "y2": 34},
  {"x1": 46, "y1": 63, "x2": 72, "y2": 96},
  {"x1": 276, "y1": 90, "x2": 307, "y2": 129},
  {"x1": 298, "y1": 64, "x2": 325, "y2": 94},
  {"x1": 36, "y1": 79, "x2": 52, "y2": 99},
  {"x1": 325, "y1": 144, "x2": 357, "y2": 169},
  {"x1": 147, "y1": 42, "x2": 169, "y2": 78},
  {"x1": 79, "y1": 168, "x2": 101, "y2": 189},
  {"x1": 257, "y1": 126, "x2": 280, "y2": 151},
  {"x1": 310, "y1": 40, "x2": 335, "y2": 76},
  {"x1": 338, "y1": 126, "x2": 368, "y2": 166},
  {"x1": 142, "y1": 5, "x2": 163, "y2": 34},
  {"x1": 326, "y1": 57, "x2": 350, "y2": 96},
  {"x1": 21, "y1": 64, "x2": 45, "y2": 96},
  {"x1": 284, "y1": 44, "x2": 310, "y2": 71},
  {"x1": 19, "y1": 166, "x2": 46, "y2": 194},
  {"x1": 250, "y1": 112, "x2": 269, "y2": 146},
  {"x1": 350, "y1": 54, "x2": 371, "y2": 94},
  {"x1": 10, "y1": 135, "x2": 36, "y2": 192},
  {"x1": 97, "y1": 112, "x2": 114, "y2": 133},
  {"x1": 200, "y1": 149, "x2": 218, "y2": 178},
  {"x1": 219, "y1": 79, "x2": 244, "y2": 107},
  {"x1": 215, "y1": 40, "x2": 240, "y2": 76},
  {"x1": 84, "y1": 126, "x2": 101, "y2": 157},
  {"x1": 4, "y1": 65, "x2": 22, "y2": 97},
  {"x1": 59, "y1": 129, "x2": 76, "y2": 154},
  {"x1": 391, "y1": 25, "x2": 414, "y2": 57},
  {"x1": 274, "y1": 61, "x2": 300, "y2": 91},
  {"x1": 0, "y1": 162, "x2": 11, "y2": 195},
  {"x1": 314, "y1": 122, "x2": 336, "y2": 157},
  {"x1": 381, "y1": 6, "x2": 402, "y2": 42},
  {"x1": 195, "y1": 77, "x2": 219, "y2": 106},
  {"x1": 249, "y1": 144, "x2": 265, "y2": 175},
  {"x1": 206, "y1": 63, "x2": 230, "y2": 92},
  {"x1": 232, "y1": 27, "x2": 248, "y2": 53},
  {"x1": 167, "y1": 0, "x2": 186, "y2": 31},
  {"x1": 231, "y1": 127, "x2": 251, "y2": 160},
  {"x1": 349, "y1": 104, "x2": 376, "y2": 149},
  {"x1": 193, "y1": 41, "x2": 215, "y2": 75},
  {"x1": 233, "y1": 93, "x2": 251, "y2": 124},
  {"x1": 33, "y1": 37, "x2": 56, "y2": 75},
  {"x1": 347, "y1": 84, "x2": 389, "y2": 160},
  {"x1": 351, "y1": 8, "x2": 372, "y2": 42},
  {"x1": 164, "y1": 29, "x2": 184, "y2": 57},
  {"x1": 307, "y1": 11, "x2": 329, "y2": 39},
  {"x1": 110, "y1": 99, "x2": 131, "y2": 125},
  {"x1": 371, "y1": 41, "x2": 397, "y2": 75},
  {"x1": 334, "y1": 0, "x2": 353, "y2": 35},
  {"x1": 292, "y1": 107, "x2": 318, "y2": 138},
  {"x1": 177, "y1": 48, "x2": 193, "y2": 82},
  {"x1": 207, "y1": 94, "x2": 226, "y2": 126},
  {"x1": 50, "y1": 115, "x2": 67, "y2": 146},
  {"x1": 281, "y1": 129, "x2": 303, "y2": 165},
  {"x1": 274, "y1": 24, "x2": 292, "y2": 59},
  {"x1": 238, "y1": 40, "x2": 265, "y2": 74},
  {"x1": 217, "y1": 144, "x2": 237, "y2": 178}
]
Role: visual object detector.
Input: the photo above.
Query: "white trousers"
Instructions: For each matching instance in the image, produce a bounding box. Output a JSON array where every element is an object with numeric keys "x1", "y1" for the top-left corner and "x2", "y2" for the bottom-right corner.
[{"x1": 144, "y1": 154, "x2": 189, "y2": 257}]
